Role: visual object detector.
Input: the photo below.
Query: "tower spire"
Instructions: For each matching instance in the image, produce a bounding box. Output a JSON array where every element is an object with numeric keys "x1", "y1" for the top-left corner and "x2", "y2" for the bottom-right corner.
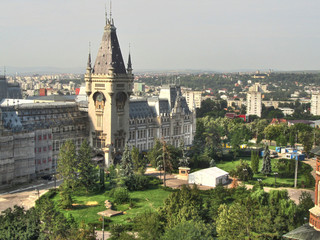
[
  {"x1": 105, "y1": 4, "x2": 108, "y2": 25},
  {"x1": 110, "y1": 0, "x2": 112, "y2": 22},
  {"x1": 127, "y1": 44, "x2": 132, "y2": 73},
  {"x1": 87, "y1": 42, "x2": 92, "y2": 74}
]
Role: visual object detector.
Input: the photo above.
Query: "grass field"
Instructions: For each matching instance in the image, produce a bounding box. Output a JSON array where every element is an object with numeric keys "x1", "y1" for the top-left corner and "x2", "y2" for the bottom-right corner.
[
  {"x1": 216, "y1": 157, "x2": 308, "y2": 187},
  {"x1": 52, "y1": 186, "x2": 171, "y2": 228}
]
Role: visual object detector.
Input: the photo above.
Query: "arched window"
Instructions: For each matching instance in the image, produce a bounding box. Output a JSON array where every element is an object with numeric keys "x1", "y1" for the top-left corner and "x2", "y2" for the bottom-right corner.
[{"x1": 115, "y1": 92, "x2": 127, "y2": 111}]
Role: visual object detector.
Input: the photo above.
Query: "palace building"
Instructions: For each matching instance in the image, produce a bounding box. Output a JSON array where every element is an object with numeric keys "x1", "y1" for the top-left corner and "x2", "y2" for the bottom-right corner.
[{"x1": 0, "y1": 12, "x2": 196, "y2": 187}]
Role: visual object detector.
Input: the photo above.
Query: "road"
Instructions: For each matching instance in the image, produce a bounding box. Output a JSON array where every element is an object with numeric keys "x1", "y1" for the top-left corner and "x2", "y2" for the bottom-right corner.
[{"x1": 0, "y1": 179, "x2": 62, "y2": 212}]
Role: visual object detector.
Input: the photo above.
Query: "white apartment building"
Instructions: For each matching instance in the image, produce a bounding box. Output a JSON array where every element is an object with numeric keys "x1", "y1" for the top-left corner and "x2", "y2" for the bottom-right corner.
[
  {"x1": 246, "y1": 84, "x2": 262, "y2": 117},
  {"x1": 311, "y1": 93, "x2": 320, "y2": 116},
  {"x1": 183, "y1": 90, "x2": 202, "y2": 110}
]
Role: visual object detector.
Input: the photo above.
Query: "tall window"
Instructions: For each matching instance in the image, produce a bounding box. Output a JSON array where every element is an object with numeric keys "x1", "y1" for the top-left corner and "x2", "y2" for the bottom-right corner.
[{"x1": 97, "y1": 115, "x2": 102, "y2": 128}]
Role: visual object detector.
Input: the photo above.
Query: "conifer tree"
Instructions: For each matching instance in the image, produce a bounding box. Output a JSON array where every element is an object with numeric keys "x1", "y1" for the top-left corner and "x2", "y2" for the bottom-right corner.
[
  {"x1": 261, "y1": 145, "x2": 271, "y2": 175},
  {"x1": 77, "y1": 140, "x2": 98, "y2": 193},
  {"x1": 251, "y1": 150, "x2": 259, "y2": 174},
  {"x1": 121, "y1": 144, "x2": 134, "y2": 178},
  {"x1": 57, "y1": 140, "x2": 77, "y2": 190}
]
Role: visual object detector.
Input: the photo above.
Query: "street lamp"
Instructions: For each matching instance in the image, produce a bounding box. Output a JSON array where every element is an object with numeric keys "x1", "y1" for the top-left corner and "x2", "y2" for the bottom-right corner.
[
  {"x1": 102, "y1": 216, "x2": 105, "y2": 240},
  {"x1": 243, "y1": 168, "x2": 247, "y2": 181}
]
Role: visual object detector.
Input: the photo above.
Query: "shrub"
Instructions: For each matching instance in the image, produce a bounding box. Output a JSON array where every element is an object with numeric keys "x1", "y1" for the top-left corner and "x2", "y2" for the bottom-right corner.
[
  {"x1": 110, "y1": 187, "x2": 130, "y2": 204},
  {"x1": 125, "y1": 175, "x2": 150, "y2": 191},
  {"x1": 229, "y1": 160, "x2": 254, "y2": 181}
]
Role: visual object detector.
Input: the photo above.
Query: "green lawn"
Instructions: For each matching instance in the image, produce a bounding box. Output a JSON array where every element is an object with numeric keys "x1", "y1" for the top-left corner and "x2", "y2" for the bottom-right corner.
[
  {"x1": 52, "y1": 187, "x2": 171, "y2": 228},
  {"x1": 216, "y1": 157, "x2": 308, "y2": 187}
]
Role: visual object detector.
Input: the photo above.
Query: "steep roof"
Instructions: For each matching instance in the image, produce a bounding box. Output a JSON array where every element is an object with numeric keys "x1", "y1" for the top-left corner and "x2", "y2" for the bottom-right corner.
[
  {"x1": 129, "y1": 100, "x2": 156, "y2": 119},
  {"x1": 93, "y1": 19, "x2": 126, "y2": 75}
]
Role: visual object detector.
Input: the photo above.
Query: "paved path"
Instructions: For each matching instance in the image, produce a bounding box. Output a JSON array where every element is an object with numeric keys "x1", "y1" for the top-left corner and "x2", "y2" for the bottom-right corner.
[{"x1": 0, "y1": 179, "x2": 62, "y2": 212}]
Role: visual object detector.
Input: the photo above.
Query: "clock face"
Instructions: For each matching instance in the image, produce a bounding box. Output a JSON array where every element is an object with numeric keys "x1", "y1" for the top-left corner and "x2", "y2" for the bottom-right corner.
[{"x1": 97, "y1": 93, "x2": 103, "y2": 102}]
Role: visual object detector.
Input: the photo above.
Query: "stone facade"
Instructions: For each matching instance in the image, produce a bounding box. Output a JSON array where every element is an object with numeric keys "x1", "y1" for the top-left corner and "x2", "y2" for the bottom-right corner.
[
  {"x1": 0, "y1": 102, "x2": 88, "y2": 188},
  {"x1": 85, "y1": 17, "x2": 196, "y2": 167},
  {"x1": 85, "y1": 17, "x2": 133, "y2": 166}
]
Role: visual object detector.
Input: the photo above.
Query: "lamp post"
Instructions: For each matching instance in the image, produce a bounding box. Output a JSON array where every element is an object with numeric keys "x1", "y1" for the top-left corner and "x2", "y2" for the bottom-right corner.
[
  {"x1": 102, "y1": 216, "x2": 105, "y2": 240},
  {"x1": 243, "y1": 168, "x2": 247, "y2": 181},
  {"x1": 257, "y1": 178, "x2": 262, "y2": 189}
]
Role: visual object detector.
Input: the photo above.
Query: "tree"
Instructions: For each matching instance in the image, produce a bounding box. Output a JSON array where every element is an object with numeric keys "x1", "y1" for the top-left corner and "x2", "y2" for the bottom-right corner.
[
  {"x1": 261, "y1": 145, "x2": 271, "y2": 175},
  {"x1": 161, "y1": 140, "x2": 173, "y2": 187},
  {"x1": 57, "y1": 140, "x2": 77, "y2": 190},
  {"x1": 59, "y1": 187, "x2": 73, "y2": 209},
  {"x1": 251, "y1": 150, "x2": 259, "y2": 174},
  {"x1": 134, "y1": 211, "x2": 163, "y2": 240},
  {"x1": 229, "y1": 160, "x2": 254, "y2": 181},
  {"x1": 159, "y1": 185, "x2": 204, "y2": 228},
  {"x1": 299, "y1": 131, "x2": 314, "y2": 157},
  {"x1": 264, "y1": 124, "x2": 287, "y2": 144},
  {"x1": 131, "y1": 146, "x2": 146, "y2": 175},
  {"x1": 230, "y1": 131, "x2": 242, "y2": 159},
  {"x1": 276, "y1": 135, "x2": 287, "y2": 147},
  {"x1": 77, "y1": 140, "x2": 98, "y2": 193},
  {"x1": 0, "y1": 206, "x2": 40, "y2": 240},
  {"x1": 216, "y1": 201, "x2": 256, "y2": 240},
  {"x1": 161, "y1": 220, "x2": 214, "y2": 240},
  {"x1": 120, "y1": 144, "x2": 134, "y2": 178},
  {"x1": 297, "y1": 191, "x2": 314, "y2": 224},
  {"x1": 148, "y1": 139, "x2": 162, "y2": 167}
]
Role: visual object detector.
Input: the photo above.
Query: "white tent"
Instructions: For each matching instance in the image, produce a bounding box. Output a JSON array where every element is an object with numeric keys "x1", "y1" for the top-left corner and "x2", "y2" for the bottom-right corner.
[{"x1": 188, "y1": 167, "x2": 229, "y2": 187}]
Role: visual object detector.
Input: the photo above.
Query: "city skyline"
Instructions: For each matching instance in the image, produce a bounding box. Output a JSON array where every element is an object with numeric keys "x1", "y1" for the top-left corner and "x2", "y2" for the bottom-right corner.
[{"x1": 1, "y1": 0, "x2": 320, "y2": 73}]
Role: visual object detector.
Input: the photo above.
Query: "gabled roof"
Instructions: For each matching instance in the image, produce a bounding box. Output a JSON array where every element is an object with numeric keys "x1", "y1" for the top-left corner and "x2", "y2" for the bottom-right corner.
[
  {"x1": 93, "y1": 19, "x2": 126, "y2": 75},
  {"x1": 270, "y1": 118, "x2": 287, "y2": 125},
  {"x1": 311, "y1": 146, "x2": 320, "y2": 156},
  {"x1": 283, "y1": 224, "x2": 320, "y2": 240}
]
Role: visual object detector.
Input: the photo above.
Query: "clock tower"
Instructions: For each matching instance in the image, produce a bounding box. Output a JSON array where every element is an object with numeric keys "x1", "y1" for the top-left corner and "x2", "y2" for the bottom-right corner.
[{"x1": 85, "y1": 15, "x2": 133, "y2": 167}]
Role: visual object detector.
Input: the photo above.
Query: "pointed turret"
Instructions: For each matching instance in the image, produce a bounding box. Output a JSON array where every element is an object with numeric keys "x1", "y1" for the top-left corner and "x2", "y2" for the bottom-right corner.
[
  {"x1": 87, "y1": 52, "x2": 92, "y2": 72},
  {"x1": 93, "y1": 16, "x2": 126, "y2": 75},
  {"x1": 85, "y1": 49, "x2": 92, "y2": 96},
  {"x1": 127, "y1": 52, "x2": 132, "y2": 74}
]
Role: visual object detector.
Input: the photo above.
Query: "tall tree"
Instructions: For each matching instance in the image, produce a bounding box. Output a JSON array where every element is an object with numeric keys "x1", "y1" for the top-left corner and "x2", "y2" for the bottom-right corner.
[
  {"x1": 261, "y1": 145, "x2": 271, "y2": 175},
  {"x1": 57, "y1": 140, "x2": 77, "y2": 190},
  {"x1": 251, "y1": 150, "x2": 259, "y2": 174},
  {"x1": 230, "y1": 131, "x2": 242, "y2": 159},
  {"x1": 161, "y1": 140, "x2": 173, "y2": 187},
  {"x1": 148, "y1": 139, "x2": 162, "y2": 167},
  {"x1": 77, "y1": 140, "x2": 98, "y2": 192},
  {"x1": 131, "y1": 146, "x2": 146, "y2": 175},
  {"x1": 121, "y1": 144, "x2": 134, "y2": 178},
  {"x1": 299, "y1": 131, "x2": 314, "y2": 157}
]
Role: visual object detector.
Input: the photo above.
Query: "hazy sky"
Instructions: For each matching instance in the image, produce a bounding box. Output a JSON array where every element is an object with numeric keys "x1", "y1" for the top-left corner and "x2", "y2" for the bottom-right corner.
[{"x1": 1, "y1": 0, "x2": 320, "y2": 72}]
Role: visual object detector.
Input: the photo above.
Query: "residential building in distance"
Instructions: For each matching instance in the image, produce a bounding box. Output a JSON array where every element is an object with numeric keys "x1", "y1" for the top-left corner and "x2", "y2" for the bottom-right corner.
[
  {"x1": 246, "y1": 83, "x2": 262, "y2": 117},
  {"x1": 183, "y1": 90, "x2": 202, "y2": 110},
  {"x1": 311, "y1": 92, "x2": 320, "y2": 116}
]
